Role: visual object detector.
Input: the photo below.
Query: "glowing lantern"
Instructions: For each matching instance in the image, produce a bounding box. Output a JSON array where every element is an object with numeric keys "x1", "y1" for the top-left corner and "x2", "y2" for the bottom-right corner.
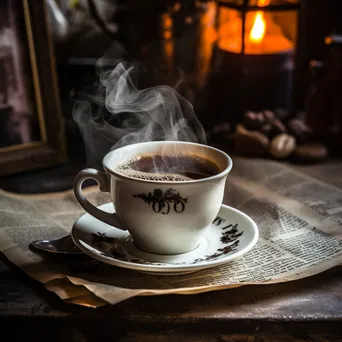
[{"x1": 211, "y1": 0, "x2": 303, "y2": 123}]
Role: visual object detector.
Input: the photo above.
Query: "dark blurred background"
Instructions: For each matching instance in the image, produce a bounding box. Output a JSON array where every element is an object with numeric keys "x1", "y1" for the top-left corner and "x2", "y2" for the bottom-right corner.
[
  {"x1": 54, "y1": 0, "x2": 342, "y2": 161},
  {"x1": 1, "y1": 0, "x2": 342, "y2": 192}
]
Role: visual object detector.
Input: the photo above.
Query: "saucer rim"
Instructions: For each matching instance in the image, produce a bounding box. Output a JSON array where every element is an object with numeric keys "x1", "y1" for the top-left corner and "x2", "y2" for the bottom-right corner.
[{"x1": 71, "y1": 203, "x2": 259, "y2": 273}]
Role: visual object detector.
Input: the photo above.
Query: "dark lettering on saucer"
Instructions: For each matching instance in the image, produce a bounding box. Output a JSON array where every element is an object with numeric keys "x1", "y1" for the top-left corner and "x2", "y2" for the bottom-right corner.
[{"x1": 213, "y1": 216, "x2": 226, "y2": 226}]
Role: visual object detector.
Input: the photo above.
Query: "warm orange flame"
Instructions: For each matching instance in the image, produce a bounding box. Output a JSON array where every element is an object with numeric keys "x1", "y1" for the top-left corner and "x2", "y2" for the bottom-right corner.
[
  {"x1": 249, "y1": 12, "x2": 266, "y2": 43},
  {"x1": 257, "y1": 0, "x2": 269, "y2": 6}
]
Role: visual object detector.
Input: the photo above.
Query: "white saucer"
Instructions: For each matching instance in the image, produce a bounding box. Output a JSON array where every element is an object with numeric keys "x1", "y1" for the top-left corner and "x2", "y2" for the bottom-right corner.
[{"x1": 72, "y1": 203, "x2": 259, "y2": 275}]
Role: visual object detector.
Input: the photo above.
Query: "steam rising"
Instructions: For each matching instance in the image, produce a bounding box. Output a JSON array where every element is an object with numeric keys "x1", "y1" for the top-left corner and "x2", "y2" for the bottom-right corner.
[{"x1": 72, "y1": 54, "x2": 207, "y2": 169}]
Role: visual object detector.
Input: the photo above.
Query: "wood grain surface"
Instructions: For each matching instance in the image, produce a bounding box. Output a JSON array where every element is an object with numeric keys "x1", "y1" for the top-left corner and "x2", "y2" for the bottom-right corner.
[{"x1": 1, "y1": 254, "x2": 342, "y2": 341}]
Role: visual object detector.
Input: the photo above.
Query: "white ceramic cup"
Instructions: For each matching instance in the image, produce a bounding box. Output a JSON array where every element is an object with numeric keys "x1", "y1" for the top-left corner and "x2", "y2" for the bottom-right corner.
[{"x1": 73, "y1": 141, "x2": 233, "y2": 255}]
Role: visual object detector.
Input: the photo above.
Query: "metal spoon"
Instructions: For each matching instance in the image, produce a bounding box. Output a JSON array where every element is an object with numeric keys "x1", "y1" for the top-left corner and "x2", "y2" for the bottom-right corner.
[{"x1": 30, "y1": 235, "x2": 83, "y2": 255}]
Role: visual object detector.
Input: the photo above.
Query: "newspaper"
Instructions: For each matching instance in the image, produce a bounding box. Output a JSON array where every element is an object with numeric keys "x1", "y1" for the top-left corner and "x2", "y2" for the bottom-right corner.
[{"x1": 1, "y1": 157, "x2": 342, "y2": 307}]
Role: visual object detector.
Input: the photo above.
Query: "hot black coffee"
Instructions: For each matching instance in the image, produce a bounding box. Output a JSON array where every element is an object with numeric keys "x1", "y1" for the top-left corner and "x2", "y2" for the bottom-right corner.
[{"x1": 115, "y1": 153, "x2": 220, "y2": 181}]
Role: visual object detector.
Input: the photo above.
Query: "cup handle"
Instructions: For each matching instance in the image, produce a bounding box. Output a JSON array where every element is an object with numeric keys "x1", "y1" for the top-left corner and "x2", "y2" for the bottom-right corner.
[{"x1": 73, "y1": 168, "x2": 125, "y2": 230}]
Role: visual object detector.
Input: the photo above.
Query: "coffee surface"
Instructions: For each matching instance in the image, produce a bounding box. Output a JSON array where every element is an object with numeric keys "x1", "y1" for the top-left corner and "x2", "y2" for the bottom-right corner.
[{"x1": 115, "y1": 153, "x2": 220, "y2": 181}]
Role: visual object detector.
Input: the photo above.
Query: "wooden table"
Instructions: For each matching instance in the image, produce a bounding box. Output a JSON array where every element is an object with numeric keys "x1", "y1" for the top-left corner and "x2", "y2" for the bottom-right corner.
[
  {"x1": 1, "y1": 254, "x2": 342, "y2": 342},
  {"x1": 2, "y1": 159, "x2": 342, "y2": 341}
]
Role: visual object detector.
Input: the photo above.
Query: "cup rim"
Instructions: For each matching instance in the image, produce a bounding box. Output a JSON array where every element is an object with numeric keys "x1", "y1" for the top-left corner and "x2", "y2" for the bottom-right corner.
[{"x1": 103, "y1": 141, "x2": 233, "y2": 185}]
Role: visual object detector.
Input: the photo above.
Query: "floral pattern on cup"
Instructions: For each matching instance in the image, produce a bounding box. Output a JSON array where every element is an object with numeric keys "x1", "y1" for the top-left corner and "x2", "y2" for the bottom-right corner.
[{"x1": 133, "y1": 188, "x2": 188, "y2": 215}]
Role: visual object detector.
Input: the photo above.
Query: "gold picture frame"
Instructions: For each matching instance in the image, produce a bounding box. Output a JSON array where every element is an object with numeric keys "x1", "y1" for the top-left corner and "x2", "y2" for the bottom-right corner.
[{"x1": 0, "y1": 0, "x2": 66, "y2": 176}]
